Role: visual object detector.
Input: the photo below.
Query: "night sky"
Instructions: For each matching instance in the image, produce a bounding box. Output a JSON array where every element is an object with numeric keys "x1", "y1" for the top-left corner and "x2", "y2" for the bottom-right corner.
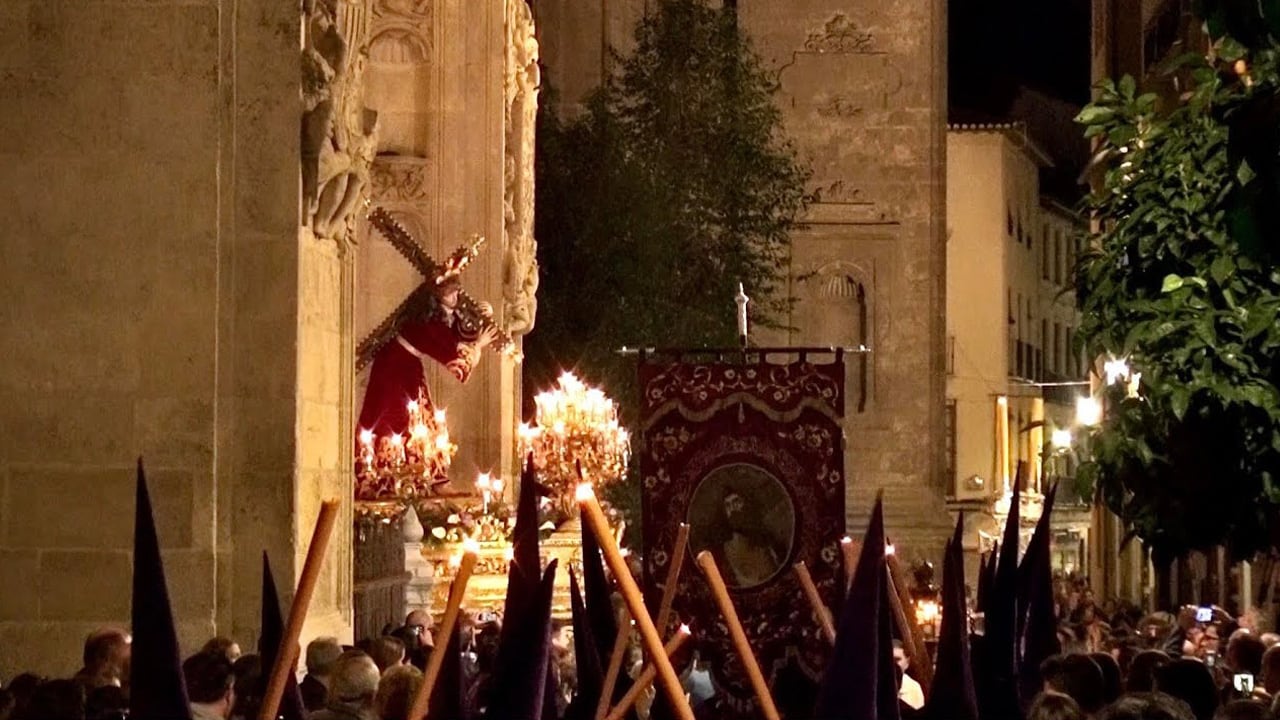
[{"x1": 950, "y1": 0, "x2": 1092, "y2": 114}]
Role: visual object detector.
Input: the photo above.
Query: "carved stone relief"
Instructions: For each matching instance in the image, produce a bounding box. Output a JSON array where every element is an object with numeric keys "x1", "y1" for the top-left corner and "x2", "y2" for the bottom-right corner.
[
  {"x1": 796, "y1": 259, "x2": 875, "y2": 413},
  {"x1": 813, "y1": 93, "x2": 863, "y2": 119},
  {"x1": 802, "y1": 12, "x2": 877, "y2": 55},
  {"x1": 370, "y1": 0, "x2": 431, "y2": 64},
  {"x1": 501, "y1": 0, "x2": 540, "y2": 338},
  {"x1": 303, "y1": 0, "x2": 379, "y2": 245},
  {"x1": 370, "y1": 155, "x2": 431, "y2": 202}
]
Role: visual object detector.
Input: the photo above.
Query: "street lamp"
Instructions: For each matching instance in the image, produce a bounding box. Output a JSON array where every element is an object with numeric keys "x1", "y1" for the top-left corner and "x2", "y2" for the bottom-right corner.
[
  {"x1": 1051, "y1": 428, "x2": 1074, "y2": 449},
  {"x1": 1076, "y1": 396, "x2": 1102, "y2": 427}
]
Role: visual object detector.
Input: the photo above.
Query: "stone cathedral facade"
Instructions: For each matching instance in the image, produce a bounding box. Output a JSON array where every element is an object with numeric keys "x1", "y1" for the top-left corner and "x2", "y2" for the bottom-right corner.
[
  {"x1": 537, "y1": 0, "x2": 952, "y2": 550},
  {"x1": 0, "y1": 0, "x2": 538, "y2": 676}
]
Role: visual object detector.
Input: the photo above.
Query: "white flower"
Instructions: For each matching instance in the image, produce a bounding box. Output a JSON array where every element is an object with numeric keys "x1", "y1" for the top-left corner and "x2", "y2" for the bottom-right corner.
[
  {"x1": 447, "y1": 514, "x2": 461, "y2": 523},
  {"x1": 431, "y1": 527, "x2": 447, "y2": 539}
]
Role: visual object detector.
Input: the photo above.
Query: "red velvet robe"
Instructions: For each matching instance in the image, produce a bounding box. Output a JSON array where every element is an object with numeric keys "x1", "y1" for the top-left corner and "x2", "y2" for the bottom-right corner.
[{"x1": 357, "y1": 314, "x2": 479, "y2": 438}]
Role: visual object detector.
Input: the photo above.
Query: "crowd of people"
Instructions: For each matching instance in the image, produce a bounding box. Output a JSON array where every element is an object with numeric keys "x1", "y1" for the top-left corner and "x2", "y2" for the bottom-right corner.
[{"x1": 0, "y1": 603, "x2": 721, "y2": 720}]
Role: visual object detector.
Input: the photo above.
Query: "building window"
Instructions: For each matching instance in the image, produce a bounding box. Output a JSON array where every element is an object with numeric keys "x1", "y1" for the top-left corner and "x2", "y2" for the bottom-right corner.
[
  {"x1": 945, "y1": 400, "x2": 957, "y2": 492},
  {"x1": 1054, "y1": 322, "x2": 1062, "y2": 376},
  {"x1": 1042, "y1": 226, "x2": 1050, "y2": 279}
]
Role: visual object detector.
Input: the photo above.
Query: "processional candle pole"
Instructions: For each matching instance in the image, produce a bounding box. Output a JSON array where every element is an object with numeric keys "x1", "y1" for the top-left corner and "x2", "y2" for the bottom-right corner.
[{"x1": 735, "y1": 282, "x2": 750, "y2": 348}]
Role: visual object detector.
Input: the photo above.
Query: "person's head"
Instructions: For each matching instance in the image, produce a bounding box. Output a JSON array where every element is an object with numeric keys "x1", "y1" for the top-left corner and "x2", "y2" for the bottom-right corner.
[
  {"x1": 82, "y1": 628, "x2": 131, "y2": 686},
  {"x1": 1042, "y1": 653, "x2": 1107, "y2": 714},
  {"x1": 200, "y1": 637, "x2": 242, "y2": 663},
  {"x1": 1155, "y1": 658, "x2": 1221, "y2": 720},
  {"x1": 1128, "y1": 651, "x2": 1173, "y2": 693},
  {"x1": 404, "y1": 610, "x2": 434, "y2": 649},
  {"x1": 434, "y1": 278, "x2": 462, "y2": 310},
  {"x1": 1260, "y1": 644, "x2": 1280, "y2": 693},
  {"x1": 1259, "y1": 633, "x2": 1280, "y2": 648},
  {"x1": 183, "y1": 650, "x2": 235, "y2": 718},
  {"x1": 229, "y1": 654, "x2": 262, "y2": 720},
  {"x1": 1029, "y1": 691, "x2": 1086, "y2": 720},
  {"x1": 306, "y1": 636, "x2": 344, "y2": 679},
  {"x1": 1092, "y1": 652, "x2": 1123, "y2": 704},
  {"x1": 0, "y1": 688, "x2": 13, "y2": 720},
  {"x1": 1226, "y1": 632, "x2": 1265, "y2": 677},
  {"x1": 1097, "y1": 692, "x2": 1196, "y2": 720},
  {"x1": 23, "y1": 679, "x2": 85, "y2": 720},
  {"x1": 374, "y1": 665, "x2": 423, "y2": 720},
  {"x1": 329, "y1": 651, "x2": 380, "y2": 709},
  {"x1": 1212, "y1": 700, "x2": 1270, "y2": 720},
  {"x1": 892, "y1": 640, "x2": 909, "y2": 672},
  {"x1": 368, "y1": 636, "x2": 406, "y2": 672}
]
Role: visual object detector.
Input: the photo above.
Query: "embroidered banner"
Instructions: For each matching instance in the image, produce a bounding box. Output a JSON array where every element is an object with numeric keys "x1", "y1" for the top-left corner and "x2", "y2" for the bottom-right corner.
[{"x1": 639, "y1": 350, "x2": 847, "y2": 719}]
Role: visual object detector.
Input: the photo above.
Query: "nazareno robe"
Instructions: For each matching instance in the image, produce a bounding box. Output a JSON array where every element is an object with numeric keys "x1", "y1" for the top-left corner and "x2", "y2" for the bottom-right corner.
[{"x1": 357, "y1": 311, "x2": 480, "y2": 438}]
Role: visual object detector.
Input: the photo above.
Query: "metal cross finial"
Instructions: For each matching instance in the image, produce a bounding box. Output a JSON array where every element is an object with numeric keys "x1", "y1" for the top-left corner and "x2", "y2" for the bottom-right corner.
[{"x1": 734, "y1": 283, "x2": 749, "y2": 348}]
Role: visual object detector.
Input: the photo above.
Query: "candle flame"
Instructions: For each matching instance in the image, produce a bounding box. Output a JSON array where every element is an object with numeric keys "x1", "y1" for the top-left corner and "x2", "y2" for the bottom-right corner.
[
  {"x1": 434, "y1": 409, "x2": 447, "y2": 424},
  {"x1": 462, "y1": 537, "x2": 481, "y2": 555},
  {"x1": 504, "y1": 547, "x2": 514, "y2": 562},
  {"x1": 885, "y1": 543, "x2": 896, "y2": 556},
  {"x1": 575, "y1": 483, "x2": 596, "y2": 502},
  {"x1": 389, "y1": 433, "x2": 404, "y2": 445},
  {"x1": 678, "y1": 624, "x2": 691, "y2": 636},
  {"x1": 359, "y1": 429, "x2": 374, "y2": 445},
  {"x1": 840, "y1": 536, "x2": 852, "y2": 545},
  {"x1": 477, "y1": 472, "x2": 491, "y2": 489}
]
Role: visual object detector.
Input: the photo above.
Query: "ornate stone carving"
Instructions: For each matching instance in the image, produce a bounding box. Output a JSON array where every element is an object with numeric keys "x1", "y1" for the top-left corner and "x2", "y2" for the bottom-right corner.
[
  {"x1": 814, "y1": 93, "x2": 863, "y2": 119},
  {"x1": 803, "y1": 12, "x2": 877, "y2": 54},
  {"x1": 370, "y1": 155, "x2": 431, "y2": 201},
  {"x1": 501, "y1": 0, "x2": 540, "y2": 338},
  {"x1": 810, "y1": 179, "x2": 867, "y2": 204},
  {"x1": 303, "y1": 0, "x2": 379, "y2": 245},
  {"x1": 370, "y1": 0, "x2": 432, "y2": 64}
]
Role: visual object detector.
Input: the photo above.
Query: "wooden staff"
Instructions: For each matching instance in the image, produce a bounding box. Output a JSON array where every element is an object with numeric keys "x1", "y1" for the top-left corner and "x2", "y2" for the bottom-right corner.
[
  {"x1": 885, "y1": 544, "x2": 933, "y2": 693},
  {"x1": 655, "y1": 523, "x2": 690, "y2": 634},
  {"x1": 578, "y1": 485, "x2": 695, "y2": 720},
  {"x1": 793, "y1": 562, "x2": 836, "y2": 644},
  {"x1": 596, "y1": 608, "x2": 632, "y2": 720},
  {"x1": 841, "y1": 536, "x2": 859, "y2": 593},
  {"x1": 258, "y1": 500, "x2": 339, "y2": 720},
  {"x1": 696, "y1": 551, "x2": 781, "y2": 720},
  {"x1": 603, "y1": 626, "x2": 692, "y2": 720},
  {"x1": 407, "y1": 542, "x2": 479, "y2": 720}
]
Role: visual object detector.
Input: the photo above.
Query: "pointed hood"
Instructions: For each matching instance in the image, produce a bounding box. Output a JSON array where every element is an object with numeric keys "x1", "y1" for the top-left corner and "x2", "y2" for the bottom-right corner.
[
  {"x1": 427, "y1": 623, "x2": 467, "y2": 720},
  {"x1": 580, "y1": 516, "x2": 618, "y2": 666},
  {"x1": 814, "y1": 493, "x2": 899, "y2": 720},
  {"x1": 977, "y1": 539, "x2": 998, "y2": 615},
  {"x1": 258, "y1": 554, "x2": 307, "y2": 720},
  {"x1": 564, "y1": 571, "x2": 604, "y2": 720},
  {"x1": 498, "y1": 453, "x2": 544, "y2": 662},
  {"x1": 1018, "y1": 482, "x2": 1061, "y2": 704},
  {"x1": 979, "y1": 477, "x2": 1024, "y2": 720},
  {"x1": 486, "y1": 559, "x2": 558, "y2": 720},
  {"x1": 130, "y1": 459, "x2": 192, "y2": 720},
  {"x1": 925, "y1": 513, "x2": 980, "y2": 720}
]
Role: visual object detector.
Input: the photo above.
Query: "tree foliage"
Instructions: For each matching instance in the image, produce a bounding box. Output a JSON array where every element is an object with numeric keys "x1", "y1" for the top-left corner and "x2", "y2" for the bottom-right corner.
[
  {"x1": 526, "y1": 0, "x2": 811, "y2": 410},
  {"x1": 1074, "y1": 42, "x2": 1280, "y2": 561}
]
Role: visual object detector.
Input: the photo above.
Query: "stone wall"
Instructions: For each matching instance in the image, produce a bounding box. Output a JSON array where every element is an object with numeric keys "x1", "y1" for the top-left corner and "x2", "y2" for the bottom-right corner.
[
  {"x1": 0, "y1": 0, "x2": 354, "y2": 676},
  {"x1": 535, "y1": 1, "x2": 952, "y2": 558}
]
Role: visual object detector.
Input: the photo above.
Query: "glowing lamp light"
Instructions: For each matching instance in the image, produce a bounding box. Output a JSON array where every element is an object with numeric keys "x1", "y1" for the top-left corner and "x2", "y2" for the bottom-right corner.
[
  {"x1": 1051, "y1": 428, "x2": 1073, "y2": 449},
  {"x1": 434, "y1": 409, "x2": 447, "y2": 424},
  {"x1": 477, "y1": 473, "x2": 492, "y2": 490},
  {"x1": 461, "y1": 537, "x2": 481, "y2": 556},
  {"x1": 503, "y1": 547, "x2": 514, "y2": 562},
  {"x1": 1076, "y1": 396, "x2": 1103, "y2": 426},
  {"x1": 575, "y1": 483, "x2": 596, "y2": 502},
  {"x1": 448, "y1": 552, "x2": 462, "y2": 568},
  {"x1": 1103, "y1": 356, "x2": 1131, "y2": 385},
  {"x1": 359, "y1": 429, "x2": 375, "y2": 446}
]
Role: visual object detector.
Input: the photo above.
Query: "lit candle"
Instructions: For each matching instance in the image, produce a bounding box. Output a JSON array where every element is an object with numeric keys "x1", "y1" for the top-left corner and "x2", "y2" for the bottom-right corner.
[
  {"x1": 407, "y1": 539, "x2": 478, "y2": 720},
  {"x1": 793, "y1": 562, "x2": 836, "y2": 644},
  {"x1": 597, "y1": 609, "x2": 632, "y2": 720},
  {"x1": 840, "y1": 536, "x2": 858, "y2": 593},
  {"x1": 602, "y1": 625, "x2": 692, "y2": 720},
  {"x1": 696, "y1": 551, "x2": 780, "y2": 720},
  {"x1": 654, "y1": 523, "x2": 690, "y2": 635},
  {"x1": 577, "y1": 484, "x2": 694, "y2": 720}
]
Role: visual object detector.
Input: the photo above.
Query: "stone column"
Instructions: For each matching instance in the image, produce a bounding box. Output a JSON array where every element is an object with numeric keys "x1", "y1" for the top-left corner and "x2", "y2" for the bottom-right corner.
[
  {"x1": 0, "y1": 0, "x2": 367, "y2": 675},
  {"x1": 402, "y1": 507, "x2": 436, "y2": 614}
]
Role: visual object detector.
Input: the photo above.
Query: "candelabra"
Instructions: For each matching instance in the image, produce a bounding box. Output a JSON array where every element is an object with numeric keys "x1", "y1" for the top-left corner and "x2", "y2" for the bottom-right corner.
[
  {"x1": 355, "y1": 390, "x2": 458, "y2": 520},
  {"x1": 518, "y1": 372, "x2": 630, "y2": 522}
]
